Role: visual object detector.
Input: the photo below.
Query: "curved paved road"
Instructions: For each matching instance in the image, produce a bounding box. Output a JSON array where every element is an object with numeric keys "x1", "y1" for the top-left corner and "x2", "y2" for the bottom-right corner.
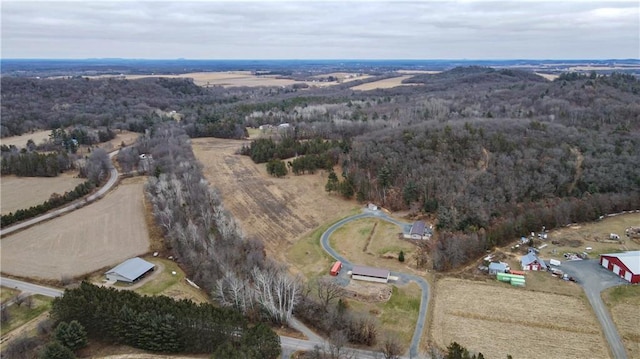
[
  {"x1": 561, "y1": 260, "x2": 628, "y2": 359},
  {"x1": 320, "y1": 210, "x2": 429, "y2": 358},
  {"x1": 0, "y1": 150, "x2": 119, "y2": 237}
]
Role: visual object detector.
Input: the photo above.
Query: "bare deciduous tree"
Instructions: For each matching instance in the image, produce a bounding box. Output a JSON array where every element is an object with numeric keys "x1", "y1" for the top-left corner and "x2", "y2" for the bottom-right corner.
[
  {"x1": 379, "y1": 334, "x2": 404, "y2": 359},
  {"x1": 316, "y1": 278, "x2": 345, "y2": 310}
]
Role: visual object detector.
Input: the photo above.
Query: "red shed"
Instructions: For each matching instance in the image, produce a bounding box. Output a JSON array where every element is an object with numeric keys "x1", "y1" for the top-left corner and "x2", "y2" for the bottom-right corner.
[
  {"x1": 330, "y1": 261, "x2": 342, "y2": 276},
  {"x1": 600, "y1": 251, "x2": 640, "y2": 284}
]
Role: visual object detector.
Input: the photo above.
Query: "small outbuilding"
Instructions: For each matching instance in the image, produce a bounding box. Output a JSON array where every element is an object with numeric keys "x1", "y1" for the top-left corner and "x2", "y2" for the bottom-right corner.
[
  {"x1": 600, "y1": 251, "x2": 640, "y2": 283},
  {"x1": 351, "y1": 265, "x2": 390, "y2": 283},
  {"x1": 105, "y1": 257, "x2": 155, "y2": 283},
  {"x1": 488, "y1": 262, "x2": 508, "y2": 275}
]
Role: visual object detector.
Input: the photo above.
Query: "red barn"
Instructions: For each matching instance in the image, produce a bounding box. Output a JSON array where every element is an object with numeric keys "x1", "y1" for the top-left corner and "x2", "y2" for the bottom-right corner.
[{"x1": 600, "y1": 251, "x2": 640, "y2": 284}]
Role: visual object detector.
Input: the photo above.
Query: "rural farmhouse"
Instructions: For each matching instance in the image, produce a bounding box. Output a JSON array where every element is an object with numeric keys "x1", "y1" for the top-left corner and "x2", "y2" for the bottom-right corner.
[
  {"x1": 404, "y1": 221, "x2": 432, "y2": 240},
  {"x1": 600, "y1": 251, "x2": 640, "y2": 284},
  {"x1": 105, "y1": 257, "x2": 155, "y2": 283},
  {"x1": 521, "y1": 250, "x2": 548, "y2": 271},
  {"x1": 351, "y1": 265, "x2": 390, "y2": 283}
]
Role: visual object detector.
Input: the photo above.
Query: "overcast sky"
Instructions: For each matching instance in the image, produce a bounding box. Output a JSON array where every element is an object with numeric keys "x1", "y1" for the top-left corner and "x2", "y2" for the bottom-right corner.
[{"x1": 1, "y1": 1, "x2": 638, "y2": 59}]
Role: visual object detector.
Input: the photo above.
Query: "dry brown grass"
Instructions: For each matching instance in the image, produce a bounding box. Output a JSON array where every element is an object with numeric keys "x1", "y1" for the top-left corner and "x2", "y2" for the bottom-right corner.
[
  {"x1": 1, "y1": 130, "x2": 51, "y2": 148},
  {"x1": 351, "y1": 75, "x2": 418, "y2": 91},
  {"x1": 330, "y1": 218, "x2": 420, "y2": 274},
  {"x1": 602, "y1": 286, "x2": 640, "y2": 358},
  {"x1": 191, "y1": 137, "x2": 356, "y2": 262},
  {"x1": 84, "y1": 72, "x2": 308, "y2": 88},
  {"x1": 1, "y1": 172, "x2": 85, "y2": 215},
  {"x1": 0, "y1": 178, "x2": 150, "y2": 280},
  {"x1": 431, "y1": 278, "x2": 609, "y2": 358},
  {"x1": 541, "y1": 213, "x2": 640, "y2": 260}
]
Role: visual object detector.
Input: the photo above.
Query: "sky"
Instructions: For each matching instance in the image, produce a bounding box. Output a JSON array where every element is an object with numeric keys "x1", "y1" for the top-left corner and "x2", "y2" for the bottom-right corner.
[{"x1": 1, "y1": 0, "x2": 639, "y2": 59}]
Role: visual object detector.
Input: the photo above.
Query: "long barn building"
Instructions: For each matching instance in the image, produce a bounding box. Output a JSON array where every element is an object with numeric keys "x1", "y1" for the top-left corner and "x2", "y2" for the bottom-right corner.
[
  {"x1": 600, "y1": 251, "x2": 640, "y2": 284},
  {"x1": 351, "y1": 265, "x2": 390, "y2": 283}
]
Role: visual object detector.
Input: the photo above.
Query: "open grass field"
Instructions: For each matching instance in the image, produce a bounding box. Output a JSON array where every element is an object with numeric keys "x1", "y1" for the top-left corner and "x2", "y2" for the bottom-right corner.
[
  {"x1": 1, "y1": 130, "x2": 51, "y2": 148},
  {"x1": 134, "y1": 258, "x2": 209, "y2": 303},
  {"x1": 0, "y1": 178, "x2": 150, "y2": 281},
  {"x1": 329, "y1": 218, "x2": 420, "y2": 274},
  {"x1": 191, "y1": 137, "x2": 356, "y2": 261},
  {"x1": 351, "y1": 75, "x2": 418, "y2": 91},
  {"x1": 347, "y1": 283, "x2": 421, "y2": 351},
  {"x1": 0, "y1": 294, "x2": 52, "y2": 336},
  {"x1": 541, "y1": 213, "x2": 640, "y2": 260},
  {"x1": 1, "y1": 172, "x2": 85, "y2": 215},
  {"x1": 0, "y1": 286, "x2": 20, "y2": 303},
  {"x1": 602, "y1": 286, "x2": 640, "y2": 358},
  {"x1": 431, "y1": 278, "x2": 609, "y2": 358},
  {"x1": 84, "y1": 71, "x2": 309, "y2": 88}
]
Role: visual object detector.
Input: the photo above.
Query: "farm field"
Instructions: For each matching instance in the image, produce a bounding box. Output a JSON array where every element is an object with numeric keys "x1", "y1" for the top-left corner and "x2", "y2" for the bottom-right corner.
[
  {"x1": 431, "y1": 278, "x2": 610, "y2": 358},
  {"x1": 1, "y1": 130, "x2": 51, "y2": 148},
  {"x1": 602, "y1": 286, "x2": 640, "y2": 358},
  {"x1": 85, "y1": 71, "x2": 313, "y2": 88},
  {"x1": 351, "y1": 75, "x2": 418, "y2": 90},
  {"x1": 0, "y1": 178, "x2": 150, "y2": 280},
  {"x1": 542, "y1": 213, "x2": 640, "y2": 259},
  {"x1": 0, "y1": 172, "x2": 85, "y2": 215},
  {"x1": 191, "y1": 137, "x2": 356, "y2": 261},
  {"x1": 330, "y1": 218, "x2": 420, "y2": 274}
]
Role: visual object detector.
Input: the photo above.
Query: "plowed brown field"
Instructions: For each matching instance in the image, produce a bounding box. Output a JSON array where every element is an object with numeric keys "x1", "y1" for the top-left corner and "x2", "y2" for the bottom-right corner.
[
  {"x1": 0, "y1": 178, "x2": 150, "y2": 280},
  {"x1": 1, "y1": 172, "x2": 85, "y2": 215},
  {"x1": 191, "y1": 138, "x2": 355, "y2": 260}
]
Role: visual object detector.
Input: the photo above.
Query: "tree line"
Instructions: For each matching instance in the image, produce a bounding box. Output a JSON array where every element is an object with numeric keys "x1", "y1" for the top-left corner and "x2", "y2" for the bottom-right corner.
[
  {"x1": 50, "y1": 282, "x2": 280, "y2": 357},
  {"x1": 138, "y1": 124, "x2": 301, "y2": 328},
  {"x1": 0, "y1": 180, "x2": 95, "y2": 228}
]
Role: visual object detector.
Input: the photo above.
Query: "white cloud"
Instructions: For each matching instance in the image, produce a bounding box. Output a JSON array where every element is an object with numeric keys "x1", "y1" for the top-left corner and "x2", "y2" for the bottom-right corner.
[{"x1": 1, "y1": 1, "x2": 638, "y2": 59}]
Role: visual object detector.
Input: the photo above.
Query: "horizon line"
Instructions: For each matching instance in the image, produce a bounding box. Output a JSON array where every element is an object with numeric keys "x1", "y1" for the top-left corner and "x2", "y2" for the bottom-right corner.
[{"x1": 2, "y1": 58, "x2": 640, "y2": 62}]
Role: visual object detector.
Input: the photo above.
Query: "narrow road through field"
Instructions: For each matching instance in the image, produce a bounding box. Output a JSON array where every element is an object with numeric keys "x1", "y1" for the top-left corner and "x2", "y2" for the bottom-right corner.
[
  {"x1": 561, "y1": 260, "x2": 628, "y2": 359},
  {"x1": 320, "y1": 209, "x2": 429, "y2": 358},
  {"x1": 0, "y1": 150, "x2": 120, "y2": 237}
]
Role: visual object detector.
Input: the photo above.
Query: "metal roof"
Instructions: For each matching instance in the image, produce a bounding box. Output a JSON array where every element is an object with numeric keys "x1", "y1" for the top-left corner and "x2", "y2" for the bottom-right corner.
[
  {"x1": 352, "y1": 265, "x2": 390, "y2": 278},
  {"x1": 521, "y1": 253, "x2": 547, "y2": 269},
  {"x1": 489, "y1": 262, "x2": 507, "y2": 271},
  {"x1": 602, "y1": 251, "x2": 640, "y2": 274},
  {"x1": 106, "y1": 257, "x2": 155, "y2": 281},
  {"x1": 410, "y1": 221, "x2": 426, "y2": 236}
]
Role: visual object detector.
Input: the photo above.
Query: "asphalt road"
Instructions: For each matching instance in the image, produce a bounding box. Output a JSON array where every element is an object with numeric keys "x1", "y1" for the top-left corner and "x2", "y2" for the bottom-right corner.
[
  {"x1": 560, "y1": 260, "x2": 628, "y2": 359},
  {"x1": 0, "y1": 277, "x2": 63, "y2": 297},
  {"x1": 0, "y1": 150, "x2": 120, "y2": 237},
  {"x1": 320, "y1": 209, "x2": 429, "y2": 358}
]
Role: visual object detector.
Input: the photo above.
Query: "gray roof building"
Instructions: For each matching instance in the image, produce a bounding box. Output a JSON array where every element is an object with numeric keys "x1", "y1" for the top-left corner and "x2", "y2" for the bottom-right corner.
[
  {"x1": 410, "y1": 221, "x2": 426, "y2": 236},
  {"x1": 488, "y1": 262, "x2": 508, "y2": 274},
  {"x1": 352, "y1": 265, "x2": 390, "y2": 279},
  {"x1": 105, "y1": 257, "x2": 155, "y2": 283},
  {"x1": 521, "y1": 252, "x2": 548, "y2": 270}
]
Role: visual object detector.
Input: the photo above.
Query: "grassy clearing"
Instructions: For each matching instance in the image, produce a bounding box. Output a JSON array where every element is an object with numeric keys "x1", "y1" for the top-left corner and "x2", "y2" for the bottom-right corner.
[
  {"x1": 287, "y1": 212, "x2": 359, "y2": 279},
  {"x1": 346, "y1": 283, "x2": 420, "y2": 350},
  {"x1": 330, "y1": 218, "x2": 418, "y2": 273},
  {"x1": 602, "y1": 286, "x2": 640, "y2": 357},
  {"x1": 1, "y1": 295, "x2": 52, "y2": 336},
  {"x1": 135, "y1": 258, "x2": 209, "y2": 303},
  {"x1": 1, "y1": 286, "x2": 20, "y2": 303}
]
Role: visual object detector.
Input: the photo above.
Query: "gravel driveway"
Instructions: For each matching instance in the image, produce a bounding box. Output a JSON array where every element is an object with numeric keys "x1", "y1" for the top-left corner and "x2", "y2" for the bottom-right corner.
[{"x1": 561, "y1": 259, "x2": 629, "y2": 359}]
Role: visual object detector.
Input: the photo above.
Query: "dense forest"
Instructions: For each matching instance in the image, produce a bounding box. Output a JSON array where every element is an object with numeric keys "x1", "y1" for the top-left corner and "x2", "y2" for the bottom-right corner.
[{"x1": 51, "y1": 282, "x2": 280, "y2": 357}]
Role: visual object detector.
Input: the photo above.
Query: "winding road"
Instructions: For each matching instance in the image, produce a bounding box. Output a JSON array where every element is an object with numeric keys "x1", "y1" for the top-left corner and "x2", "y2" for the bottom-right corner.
[
  {"x1": 0, "y1": 150, "x2": 119, "y2": 237},
  {"x1": 320, "y1": 209, "x2": 429, "y2": 358}
]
